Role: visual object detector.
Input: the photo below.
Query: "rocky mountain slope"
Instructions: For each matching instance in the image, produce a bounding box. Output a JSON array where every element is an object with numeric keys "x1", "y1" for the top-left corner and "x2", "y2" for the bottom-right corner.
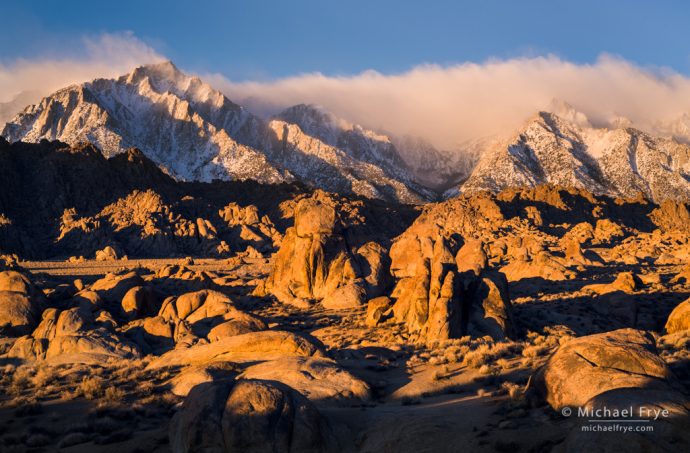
[
  {"x1": 0, "y1": 138, "x2": 295, "y2": 259},
  {"x1": 0, "y1": 138, "x2": 416, "y2": 260},
  {"x1": 270, "y1": 105, "x2": 436, "y2": 202},
  {"x1": 461, "y1": 107, "x2": 690, "y2": 202},
  {"x1": 1, "y1": 62, "x2": 429, "y2": 204}
]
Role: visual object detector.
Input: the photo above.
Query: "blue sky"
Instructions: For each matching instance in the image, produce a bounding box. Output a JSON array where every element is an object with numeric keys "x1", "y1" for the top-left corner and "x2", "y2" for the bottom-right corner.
[{"x1": 3, "y1": 0, "x2": 690, "y2": 79}]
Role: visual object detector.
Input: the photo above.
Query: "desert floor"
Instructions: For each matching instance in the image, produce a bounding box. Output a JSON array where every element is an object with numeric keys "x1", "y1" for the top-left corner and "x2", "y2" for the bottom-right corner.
[{"x1": 2, "y1": 254, "x2": 688, "y2": 453}]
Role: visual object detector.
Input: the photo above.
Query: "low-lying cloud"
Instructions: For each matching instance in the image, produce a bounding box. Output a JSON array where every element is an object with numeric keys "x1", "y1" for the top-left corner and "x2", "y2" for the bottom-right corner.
[
  {"x1": 0, "y1": 31, "x2": 163, "y2": 103},
  {"x1": 213, "y1": 55, "x2": 690, "y2": 149},
  {"x1": 4, "y1": 40, "x2": 690, "y2": 150}
]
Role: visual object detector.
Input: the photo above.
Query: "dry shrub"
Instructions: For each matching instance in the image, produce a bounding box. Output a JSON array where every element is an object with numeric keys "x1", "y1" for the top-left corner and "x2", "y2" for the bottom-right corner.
[
  {"x1": 78, "y1": 376, "x2": 104, "y2": 400},
  {"x1": 25, "y1": 433, "x2": 51, "y2": 448},
  {"x1": 9, "y1": 367, "x2": 34, "y2": 396},
  {"x1": 428, "y1": 356, "x2": 446, "y2": 366},
  {"x1": 91, "y1": 366, "x2": 105, "y2": 376},
  {"x1": 462, "y1": 341, "x2": 522, "y2": 369},
  {"x1": 155, "y1": 368, "x2": 173, "y2": 381},
  {"x1": 139, "y1": 392, "x2": 180, "y2": 411},
  {"x1": 58, "y1": 432, "x2": 89, "y2": 449},
  {"x1": 138, "y1": 381, "x2": 155, "y2": 396},
  {"x1": 443, "y1": 350, "x2": 460, "y2": 363},
  {"x1": 102, "y1": 386, "x2": 125, "y2": 404},
  {"x1": 32, "y1": 366, "x2": 57, "y2": 387},
  {"x1": 495, "y1": 358, "x2": 511, "y2": 370},
  {"x1": 431, "y1": 369, "x2": 447, "y2": 381},
  {"x1": 1, "y1": 364, "x2": 16, "y2": 385},
  {"x1": 478, "y1": 364, "x2": 492, "y2": 375},
  {"x1": 463, "y1": 344, "x2": 493, "y2": 368},
  {"x1": 500, "y1": 381, "x2": 524, "y2": 400},
  {"x1": 659, "y1": 332, "x2": 690, "y2": 351},
  {"x1": 443, "y1": 345, "x2": 470, "y2": 363},
  {"x1": 521, "y1": 343, "x2": 551, "y2": 358},
  {"x1": 93, "y1": 416, "x2": 118, "y2": 434},
  {"x1": 522, "y1": 330, "x2": 564, "y2": 358},
  {"x1": 111, "y1": 358, "x2": 147, "y2": 381}
]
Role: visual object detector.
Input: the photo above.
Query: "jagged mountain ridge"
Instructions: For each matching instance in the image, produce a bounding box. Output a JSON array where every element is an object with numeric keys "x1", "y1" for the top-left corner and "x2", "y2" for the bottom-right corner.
[
  {"x1": 5, "y1": 62, "x2": 690, "y2": 202},
  {"x1": 272, "y1": 104, "x2": 436, "y2": 201},
  {"x1": 1, "y1": 62, "x2": 430, "y2": 204},
  {"x1": 2, "y1": 63, "x2": 285, "y2": 185},
  {"x1": 460, "y1": 107, "x2": 690, "y2": 202}
]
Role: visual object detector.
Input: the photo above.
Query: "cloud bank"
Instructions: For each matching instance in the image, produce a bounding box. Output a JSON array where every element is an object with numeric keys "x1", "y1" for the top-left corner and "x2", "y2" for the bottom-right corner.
[
  {"x1": 4, "y1": 40, "x2": 690, "y2": 149},
  {"x1": 212, "y1": 55, "x2": 690, "y2": 149},
  {"x1": 0, "y1": 32, "x2": 164, "y2": 103}
]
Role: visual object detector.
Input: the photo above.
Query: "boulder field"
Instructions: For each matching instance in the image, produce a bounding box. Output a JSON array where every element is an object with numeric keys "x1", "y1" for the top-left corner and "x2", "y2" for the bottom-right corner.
[{"x1": 3, "y1": 142, "x2": 690, "y2": 452}]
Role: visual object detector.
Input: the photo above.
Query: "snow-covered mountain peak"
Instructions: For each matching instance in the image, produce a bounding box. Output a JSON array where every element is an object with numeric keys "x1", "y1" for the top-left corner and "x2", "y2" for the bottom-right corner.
[
  {"x1": 460, "y1": 107, "x2": 690, "y2": 202},
  {"x1": 608, "y1": 115, "x2": 634, "y2": 130},
  {"x1": 276, "y1": 104, "x2": 394, "y2": 147},
  {"x1": 544, "y1": 98, "x2": 592, "y2": 129},
  {"x1": 9, "y1": 61, "x2": 690, "y2": 203},
  {"x1": 120, "y1": 61, "x2": 229, "y2": 109},
  {"x1": 125, "y1": 60, "x2": 186, "y2": 88}
]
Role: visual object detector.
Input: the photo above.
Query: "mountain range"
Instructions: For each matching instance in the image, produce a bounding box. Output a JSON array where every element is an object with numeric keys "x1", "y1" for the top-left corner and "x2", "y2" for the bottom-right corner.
[
  {"x1": 1, "y1": 62, "x2": 431, "y2": 204},
  {"x1": 460, "y1": 107, "x2": 690, "y2": 202},
  {"x1": 4, "y1": 61, "x2": 690, "y2": 203}
]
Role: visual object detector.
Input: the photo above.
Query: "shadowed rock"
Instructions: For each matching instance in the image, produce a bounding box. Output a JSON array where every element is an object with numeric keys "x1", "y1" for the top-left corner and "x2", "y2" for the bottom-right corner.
[
  {"x1": 170, "y1": 379, "x2": 337, "y2": 453},
  {"x1": 538, "y1": 329, "x2": 690, "y2": 452}
]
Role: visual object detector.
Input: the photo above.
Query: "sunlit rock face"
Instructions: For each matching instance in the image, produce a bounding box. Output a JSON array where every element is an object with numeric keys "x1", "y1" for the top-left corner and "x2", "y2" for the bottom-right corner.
[
  {"x1": 265, "y1": 191, "x2": 394, "y2": 309},
  {"x1": 384, "y1": 193, "x2": 518, "y2": 343}
]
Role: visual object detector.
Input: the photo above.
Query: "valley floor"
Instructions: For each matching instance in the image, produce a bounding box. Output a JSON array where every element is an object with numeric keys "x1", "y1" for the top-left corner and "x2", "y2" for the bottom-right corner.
[{"x1": 2, "y1": 254, "x2": 689, "y2": 452}]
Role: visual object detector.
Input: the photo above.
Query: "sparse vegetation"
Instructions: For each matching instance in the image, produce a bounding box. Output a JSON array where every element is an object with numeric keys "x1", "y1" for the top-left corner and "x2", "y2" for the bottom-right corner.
[
  {"x1": 462, "y1": 341, "x2": 523, "y2": 369},
  {"x1": 102, "y1": 386, "x2": 126, "y2": 404},
  {"x1": 31, "y1": 366, "x2": 57, "y2": 387},
  {"x1": 78, "y1": 376, "x2": 105, "y2": 400}
]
